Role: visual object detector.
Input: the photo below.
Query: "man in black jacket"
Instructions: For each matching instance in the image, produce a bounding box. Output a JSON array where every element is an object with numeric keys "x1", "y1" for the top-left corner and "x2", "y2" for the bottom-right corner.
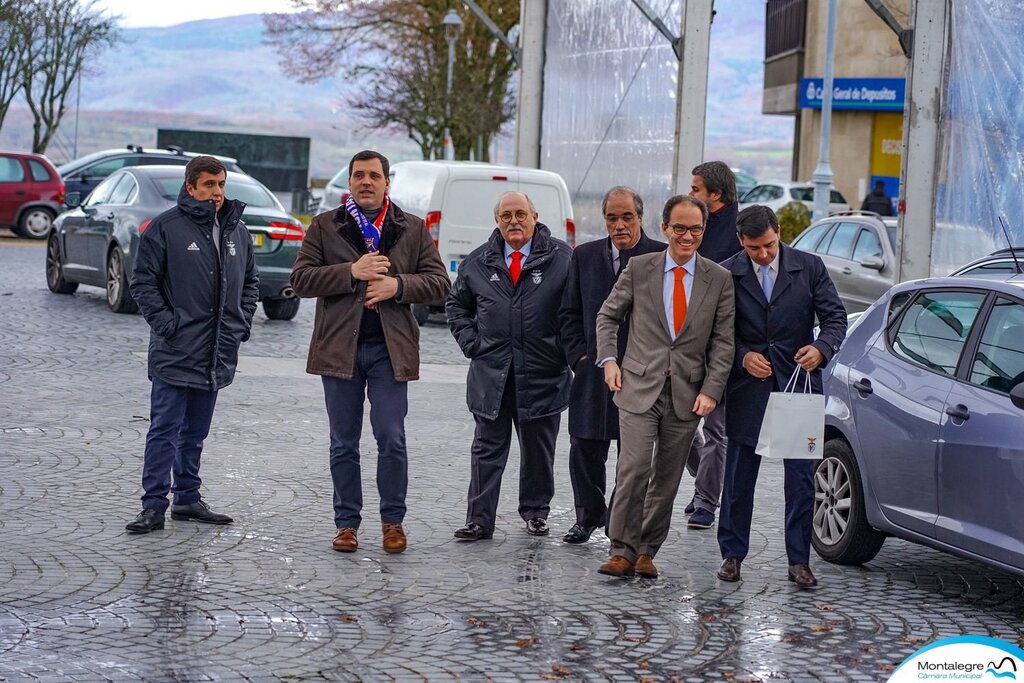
[
  {"x1": 860, "y1": 180, "x2": 894, "y2": 216},
  {"x1": 125, "y1": 156, "x2": 259, "y2": 534},
  {"x1": 559, "y1": 187, "x2": 662, "y2": 544},
  {"x1": 684, "y1": 161, "x2": 742, "y2": 530},
  {"x1": 447, "y1": 191, "x2": 572, "y2": 541}
]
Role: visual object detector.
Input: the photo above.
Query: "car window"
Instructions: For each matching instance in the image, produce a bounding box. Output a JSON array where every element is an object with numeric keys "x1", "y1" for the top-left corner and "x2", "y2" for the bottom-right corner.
[
  {"x1": 225, "y1": 181, "x2": 283, "y2": 210},
  {"x1": 84, "y1": 174, "x2": 123, "y2": 206},
  {"x1": 766, "y1": 185, "x2": 784, "y2": 200},
  {"x1": 107, "y1": 174, "x2": 138, "y2": 205},
  {"x1": 888, "y1": 291, "x2": 914, "y2": 322},
  {"x1": 885, "y1": 225, "x2": 897, "y2": 250},
  {"x1": 327, "y1": 167, "x2": 348, "y2": 188},
  {"x1": 0, "y1": 156, "x2": 26, "y2": 182},
  {"x1": 830, "y1": 190, "x2": 847, "y2": 203},
  {"x1": 27, "y1": 159, "x2": 52, "y2": 182},
  {"x1": 822, "y1": 222, "x2": 858, "y2": 259},
  {"x1": 142, "y1": 155, "x2": 188, "y2": 167},
  {"x1": 852, "y1": 228, "x2": 883, "y2": 261},
  {"x1": 792, "y1": 222, "x2": 832, "y2": 253},
  {"x1": 956, "y1": 260, "x2": 1020, "y2": 276},
  {"x1": 789, "y1": 186, "x2": 812, "y2": 202},
  {"x1": 968, "y1": 297, "x2": 1024, "y2": 393},
  {"x1": 82, "y1": 157, "x2": 130, "y2": 180},
  {"x1": 889, "y1": 290, "x2": 987, "y2": 376}
]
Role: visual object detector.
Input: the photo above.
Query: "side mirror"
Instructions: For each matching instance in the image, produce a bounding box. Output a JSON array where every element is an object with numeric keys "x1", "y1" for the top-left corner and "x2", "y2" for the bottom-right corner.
[
  {"x1": 1010, "y1": 382, "x2": 1024, "y2": 410},
  {"x1": 65, "y1": 192, "x2": 82, "y2": 208},
  {"x1": 860, "y1": 255, "x2": 885, "y2": 271}
]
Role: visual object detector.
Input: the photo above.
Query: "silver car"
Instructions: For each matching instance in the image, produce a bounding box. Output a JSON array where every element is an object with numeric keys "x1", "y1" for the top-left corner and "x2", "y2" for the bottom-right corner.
[
  {"x1": 790, "y1": 211, "x2": 897, "y2": 313},
  {"x1": 317, "y1": 166, "x2": 347, "y2": 214}
]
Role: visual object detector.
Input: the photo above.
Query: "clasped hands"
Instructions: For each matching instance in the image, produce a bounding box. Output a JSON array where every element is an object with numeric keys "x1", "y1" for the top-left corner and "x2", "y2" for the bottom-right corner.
[
  {"x1": 602, "y1": 361, "x2": 717, "y2": 417},
  {"x1": 351, "y1": 252, "x2": 397, "y2": 308},
  {"x1": 743, "y1": 344, "x2": 824, "y2": 379}
]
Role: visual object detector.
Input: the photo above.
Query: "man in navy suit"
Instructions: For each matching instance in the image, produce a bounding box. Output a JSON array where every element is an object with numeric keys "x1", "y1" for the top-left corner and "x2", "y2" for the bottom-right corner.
[
  {"x1": 559, "y1": 187, "x2": 663, "y2": 544},
  {"x1": 716, "y1": 205, "x2": 847, "y2": 588}
]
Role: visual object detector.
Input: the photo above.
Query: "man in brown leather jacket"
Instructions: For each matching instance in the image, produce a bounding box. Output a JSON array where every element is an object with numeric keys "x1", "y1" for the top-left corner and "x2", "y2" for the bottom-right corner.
[{"x1": 291, "y1": 150, "x2": 450, "y2": 555}]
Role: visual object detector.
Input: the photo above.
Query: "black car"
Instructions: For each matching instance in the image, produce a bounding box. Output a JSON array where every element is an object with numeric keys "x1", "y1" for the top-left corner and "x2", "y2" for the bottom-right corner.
[
  {"x1": 46, "y1": 165, "x2": 304, "y2": 320},
  {"x1": 57, "y1": 146, "x2": 244, "y2": 203}
]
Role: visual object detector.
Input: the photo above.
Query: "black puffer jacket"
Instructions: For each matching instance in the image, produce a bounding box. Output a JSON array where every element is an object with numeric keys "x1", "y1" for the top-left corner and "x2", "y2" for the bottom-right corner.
[
  {"x1": 130, "y1": 185, "x2": 259, "y2": 390},
  {"x1": 446, "y1": 224, "x2": 572, "y2": 421}
]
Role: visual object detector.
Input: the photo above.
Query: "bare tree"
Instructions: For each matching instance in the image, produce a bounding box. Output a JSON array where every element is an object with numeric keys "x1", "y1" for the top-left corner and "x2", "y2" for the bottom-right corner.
[
  {"x1": 21, "y1": 0, "x2": 118, "y2": 154},
  {"x1": 265, "y1": 0, "x2": 517, "y2": 161},
  {"x1": 0, "y1": 1, "x2": 32, "y2": 133}
]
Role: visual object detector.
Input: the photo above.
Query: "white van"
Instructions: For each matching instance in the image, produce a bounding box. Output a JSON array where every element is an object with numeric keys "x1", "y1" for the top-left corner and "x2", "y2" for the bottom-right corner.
[{"x1": 386, "y1": 160, "x2": 576, "y2": 323}]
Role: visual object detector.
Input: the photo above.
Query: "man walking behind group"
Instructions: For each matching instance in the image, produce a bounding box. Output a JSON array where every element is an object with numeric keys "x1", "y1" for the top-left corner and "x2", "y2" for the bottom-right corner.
[
  {"x1": 291, "y1": 150, "x2": 450, "y2": 555},
  {"x1": 716, "y1": 205, "x2": 846, "y2": 588},
  {"x1": 126, "y1": 155, "x2": 259, "y2": 534},
  {"x1": 595, "y1": 195, "x2": 735, "y2": 579},
  {"x1": 559, "y1": 186, "x2": 662, "y2": 544},
  {"x1": 683, "y1": 161, "x2": 742, "y2": 530},
  {"x1": 447, "y1": 191, "x2": 572, "y2": 542}
]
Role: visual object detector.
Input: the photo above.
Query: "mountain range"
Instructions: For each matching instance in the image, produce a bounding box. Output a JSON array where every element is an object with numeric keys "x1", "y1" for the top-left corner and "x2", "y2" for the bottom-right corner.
[{"x1": 0, "y1": 8, "x2": 793, "y2": 180}]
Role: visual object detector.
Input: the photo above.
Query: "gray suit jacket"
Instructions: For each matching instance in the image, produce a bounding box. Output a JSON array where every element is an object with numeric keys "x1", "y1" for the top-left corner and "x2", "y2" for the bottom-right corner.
[{"x1": 596, "y1": 251, "x2": 735, "y2": 420}]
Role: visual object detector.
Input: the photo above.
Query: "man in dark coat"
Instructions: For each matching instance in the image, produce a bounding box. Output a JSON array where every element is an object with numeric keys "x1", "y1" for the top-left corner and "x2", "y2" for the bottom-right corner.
[
  {"x1": 559, "y1": 186, "x2": 662, "y2": 544},
  {"x1": 126, "y1": 155, "x2": 259, "y2": 534},
  {"x1": 684, "y1": 161, "x2": 743, "y2": 530},
  {"x1": 716, "y1": 204, "x2": 847, "y2": 588},
  {"x1": 860, "y1": 180, "x2": 894, "y2": 216},
  {"x1": 447, "y1": 191, "x2": 572, "y2": 541},
  {"x1": 291, "y1": 150, "x2": 450, "y2": 555}
]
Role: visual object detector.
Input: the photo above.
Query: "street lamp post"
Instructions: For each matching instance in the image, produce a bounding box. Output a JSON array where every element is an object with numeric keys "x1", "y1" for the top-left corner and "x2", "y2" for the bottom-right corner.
[{"x1": 442, "y1": 9, "x2": 464, "y2": 161}]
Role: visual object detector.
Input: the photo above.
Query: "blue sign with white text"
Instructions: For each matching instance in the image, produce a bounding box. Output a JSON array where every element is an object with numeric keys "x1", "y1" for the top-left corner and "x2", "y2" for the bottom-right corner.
[{"x1": 799, "y1": 78, "x2": 905, "y2": 111}]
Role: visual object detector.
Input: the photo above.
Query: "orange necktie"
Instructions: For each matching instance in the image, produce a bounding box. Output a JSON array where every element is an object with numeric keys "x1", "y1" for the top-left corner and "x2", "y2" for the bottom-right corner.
[
  {"x1": 510, "y1": 251, "x2": 523, "y2": 285},
  {"x1": 673, "y1": 266, "x2": 687, "y2": 335}
]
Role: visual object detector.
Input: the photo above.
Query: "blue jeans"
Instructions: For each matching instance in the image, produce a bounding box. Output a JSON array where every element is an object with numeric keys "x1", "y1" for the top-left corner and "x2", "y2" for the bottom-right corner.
[
  {"x1": 322, "y1": 343, "x2": 409, "y2": 529},
  {"x1": 141, "y1": 376, "x2": 218, "y2": 512}
]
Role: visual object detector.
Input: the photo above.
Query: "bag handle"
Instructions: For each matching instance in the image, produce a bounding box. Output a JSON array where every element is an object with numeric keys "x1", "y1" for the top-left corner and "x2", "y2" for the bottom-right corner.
[{"x1": 783, "y1": 366, "x2": 812, "y2": 394}]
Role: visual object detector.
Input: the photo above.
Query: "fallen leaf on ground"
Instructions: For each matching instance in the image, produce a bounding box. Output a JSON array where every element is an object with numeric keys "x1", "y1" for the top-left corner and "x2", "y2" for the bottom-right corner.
[
  {"x1": 467, "y1": 616, "x2": 485, "y2": 627},
  {"x1": 810, "y1": 624, "x2": 833, "y2": 633},
  {"x1": 814, "y1": 604, "x2": 835, "y2": 611},
  {"x1": 515, "y1": 637, "x2": 535, "y2": 648}
]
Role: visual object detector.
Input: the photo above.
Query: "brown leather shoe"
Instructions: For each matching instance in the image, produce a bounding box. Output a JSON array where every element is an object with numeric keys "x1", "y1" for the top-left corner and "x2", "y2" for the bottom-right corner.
[
  {"x1": 597, "y1": 555, "x2": 636, "y2": 578},
  {"x1": 717, "y1": 557, "x2": 742, "y2": 582},
  {"x1": 332, "y1": 527, "x2": 358, "y2": 552},
  {"x1": 787, "y1": 563, "x2": 818, "y2": 588},
  {"x1": 635, "y1": 554, "x2": 659, "y2": 579},
  {"x1": 382, "y1": 523, "x2": 407, "y2": 554}
]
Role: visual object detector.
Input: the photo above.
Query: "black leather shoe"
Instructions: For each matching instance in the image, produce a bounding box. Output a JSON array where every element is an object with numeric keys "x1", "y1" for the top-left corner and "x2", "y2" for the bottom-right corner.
[
  {"x1": 787, "y1": 563, "x2": 818, "y2": 588},
  {"x1": 525, "y1": 518, "x2": 549, "y2": 536},
  {"x1": 562, "y1": 523, "x2": 598, "y2": 544},
  {"x1": 170, "y1": 500, "x2": 233, "y2": 525},
  {"x1": 717, "y1": 557, "x2": 742, "y2": 582},
  {"x1": 454, "y1": 523, "x2": 493, "y2": 541},
  {"x1": 126, "y1": 509, "x2": 165, "y2": 534}
]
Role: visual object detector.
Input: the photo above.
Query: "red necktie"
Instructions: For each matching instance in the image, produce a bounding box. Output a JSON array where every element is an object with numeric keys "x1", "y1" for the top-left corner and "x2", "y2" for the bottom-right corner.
[
  {"x1": 510, "y1": 251, "x2": 523, "y2": 285},
  {"x1": 673, "y1": 266, "x2": 687, "y2": 335}
]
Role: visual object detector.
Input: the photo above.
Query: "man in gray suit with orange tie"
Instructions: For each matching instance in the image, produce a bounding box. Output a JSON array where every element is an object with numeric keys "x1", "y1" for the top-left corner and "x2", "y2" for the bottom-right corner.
[{"x1": 595, "y1": 195, "x2": 735, "y2": 579}]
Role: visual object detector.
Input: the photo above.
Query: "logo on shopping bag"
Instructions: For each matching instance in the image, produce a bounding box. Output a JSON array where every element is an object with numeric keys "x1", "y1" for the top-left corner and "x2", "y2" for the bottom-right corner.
[{"x1": 807, "y1": 437, "x2": 817, "y2": 454}]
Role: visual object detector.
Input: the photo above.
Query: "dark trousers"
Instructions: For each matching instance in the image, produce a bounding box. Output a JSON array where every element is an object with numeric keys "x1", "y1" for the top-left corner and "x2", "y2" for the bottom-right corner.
[
  {"x1": 568, "y1": 436, "x2": 612, "y2": 528},
  {"x1": 465, "y1": 374, "x2": 559, "y2": 530},
  {"x1": 322, "y1": 342, "x2": 408, "y2": 529},
  {"x1": 685, "y1": 400, "x2": 727, "y2": 512},
  {"x1": 717, "y1": 440, "x2": 816, "y2": 564},
  {"x1": 141, "y1": 376, "x2": 218, "y2": 513}
]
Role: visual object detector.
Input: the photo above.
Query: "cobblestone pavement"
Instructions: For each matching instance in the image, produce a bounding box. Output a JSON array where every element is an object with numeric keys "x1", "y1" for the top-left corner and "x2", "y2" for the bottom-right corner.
[{"x1": 1, "y1": 237, "x2": 1022, "y2": 682}]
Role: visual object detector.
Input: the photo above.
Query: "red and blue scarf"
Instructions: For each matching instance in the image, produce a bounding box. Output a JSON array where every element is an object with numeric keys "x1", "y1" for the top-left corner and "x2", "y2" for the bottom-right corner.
[{"x1": 345, "y1": 194, "x2": 390, "y2": 252}]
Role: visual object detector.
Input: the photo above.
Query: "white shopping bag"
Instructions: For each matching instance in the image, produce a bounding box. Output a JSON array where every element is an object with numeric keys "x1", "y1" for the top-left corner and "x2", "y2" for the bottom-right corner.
[{"x1": 755, "y1": 368, "x2": 825, "y2": 460}]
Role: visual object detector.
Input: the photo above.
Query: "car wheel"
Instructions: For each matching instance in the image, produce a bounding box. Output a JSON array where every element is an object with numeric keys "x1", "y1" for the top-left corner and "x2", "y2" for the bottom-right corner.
[
  {"x1": 811, "y1": 438, "x2": 886, "y2": 565},
  {"x1": 46, "y1": 233, "x2": 78, "y2": 294},
  {"x1": 413, "y1": 303, "x2": 430, "y2": 326},
  {"x1": 106, "y1": 248, "x2": 138, "y2": 314},
  {"x1": 16, "y1": 207, "x2": 55, "y2": 240},
  {"x1": 262, "y1": 297, "x2": 300, "y2": 321}
]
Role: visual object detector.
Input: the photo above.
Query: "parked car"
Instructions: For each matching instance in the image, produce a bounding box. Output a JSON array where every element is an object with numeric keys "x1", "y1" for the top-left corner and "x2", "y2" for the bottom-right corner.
[
  {"x1": 790, "y1": 211, "x2": 898, "y2": 313},
  {"x1": 317, "y1": 165, "x2": 348, "y2": 214},
  {"x1": 57, "y1": 146, "x2": 244, "y2": 204},
  {"x1": 739, "y1": 181, "x2": 850, "y2": 215},
  {"x1": 949, "y1": 247, "x2": 1024, "y2": 277},
  {"x1": 46, "y1": 165, "x2": 304, "y2": 320},
  {"x1": 732, "y1": 169, "x2": 757, "y2": 198},
  {"x1": 388, "y1": 160, "x2": 575, "y2": 324},
  {"x1": 813, "y1": 274, "x2": 1024, "y2": 576},
  {"x1": 0, "y1": 151, "x2": 65, "y2": 239}
]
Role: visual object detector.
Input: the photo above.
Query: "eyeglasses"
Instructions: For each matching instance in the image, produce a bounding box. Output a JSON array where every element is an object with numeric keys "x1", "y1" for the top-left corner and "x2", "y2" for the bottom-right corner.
[
  {"x1": 667, "y1": 223, "x2": 705, "y2": 236},
  {"x1": 498, "y1": 210, "x2": 531, "y2": 224}
]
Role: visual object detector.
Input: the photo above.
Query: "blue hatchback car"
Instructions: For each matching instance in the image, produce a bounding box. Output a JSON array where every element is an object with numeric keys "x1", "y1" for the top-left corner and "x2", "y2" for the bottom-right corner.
[{"x1": 812, "y1": 274, "x2": 1024, "y2": 575}]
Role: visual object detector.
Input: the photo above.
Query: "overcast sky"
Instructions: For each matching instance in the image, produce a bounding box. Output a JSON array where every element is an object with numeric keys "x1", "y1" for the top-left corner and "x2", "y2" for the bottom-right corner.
[{"x1": 95, "y1": 0, "x2": 298, "y2": 28}]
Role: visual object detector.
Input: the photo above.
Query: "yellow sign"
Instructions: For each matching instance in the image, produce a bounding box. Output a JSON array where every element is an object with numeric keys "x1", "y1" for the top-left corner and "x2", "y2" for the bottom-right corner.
[{"x1": 871, "y1": 112, "x2": 903, "y2": 178}]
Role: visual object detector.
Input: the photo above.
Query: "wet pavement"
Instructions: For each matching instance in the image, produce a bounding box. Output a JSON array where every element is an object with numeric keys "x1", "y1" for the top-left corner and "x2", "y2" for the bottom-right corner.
[{"x1": 1, "y1": 237, "x2": 1022, "y2": 682}]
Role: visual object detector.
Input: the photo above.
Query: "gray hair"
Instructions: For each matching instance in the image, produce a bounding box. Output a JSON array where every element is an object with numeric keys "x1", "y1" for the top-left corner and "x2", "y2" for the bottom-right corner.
[
  {"x1": 601, "y1": 186, "x2": 644, "y2": 217},
  {"x1": 493, "y1": 191, "x2": 537, "y2": 218}
]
